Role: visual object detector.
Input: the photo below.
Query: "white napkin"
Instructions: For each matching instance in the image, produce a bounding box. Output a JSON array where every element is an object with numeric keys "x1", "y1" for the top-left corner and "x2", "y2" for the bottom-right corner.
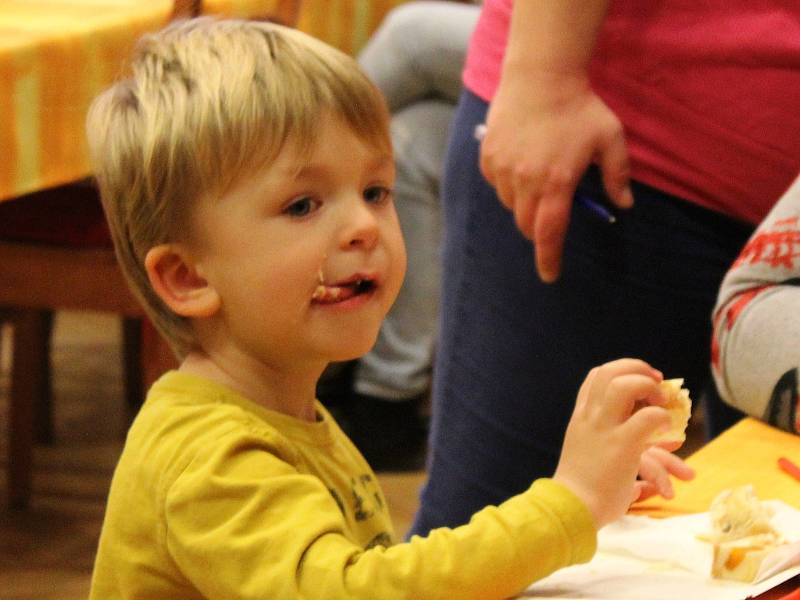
[{"x1": 522, "y1": 501, "x2": 800, "y2": 600}]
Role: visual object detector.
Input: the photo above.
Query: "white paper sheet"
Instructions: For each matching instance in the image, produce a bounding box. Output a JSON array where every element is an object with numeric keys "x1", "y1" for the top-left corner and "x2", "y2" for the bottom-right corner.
[{"x1": 522, "y1": 501, "x2": 800, "y2": 600}]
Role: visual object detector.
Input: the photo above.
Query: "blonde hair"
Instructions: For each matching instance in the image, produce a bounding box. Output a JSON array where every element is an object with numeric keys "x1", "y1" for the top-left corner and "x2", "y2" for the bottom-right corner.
[{"x1": 87, "y1": 17, "x2": 391, "y2": 357}]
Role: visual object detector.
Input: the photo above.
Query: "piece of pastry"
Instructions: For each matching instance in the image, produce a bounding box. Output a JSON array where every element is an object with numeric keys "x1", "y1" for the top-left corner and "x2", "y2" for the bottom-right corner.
[
  {"x1": 706, "y1": 486, "x2": 785, "y2": 583},
  {"x1": 710, "y1": 485, "x2": 777, "y2": 542},
  {"x1": 711, "y1": 533, "x2": 781, "y2": 583},
  {"x1": 647, "y1": 378, "x2": 692, "y2": 444}
]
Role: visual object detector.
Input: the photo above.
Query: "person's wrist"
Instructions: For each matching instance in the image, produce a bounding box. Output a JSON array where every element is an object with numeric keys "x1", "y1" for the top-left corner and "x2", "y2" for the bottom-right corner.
[
  {"x1": 553, "y1": 471, "x2": 603, "y2": 528},
  {"x1": 497, "y1": 61, "x2": 592, "y2": 107}
]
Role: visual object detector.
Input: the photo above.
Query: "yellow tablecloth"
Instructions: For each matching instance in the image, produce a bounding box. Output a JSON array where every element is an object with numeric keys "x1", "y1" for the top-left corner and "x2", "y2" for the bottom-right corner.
[
  {"x1": 202, "y1": 0, "x2": 299, "y2": 22},
  {"x1": 633, "y1": 418, "x2": 800, "y2": 518},
  {"x1": 0, "y1": 0, "x2": 294, "y2": 205},
  {"x1": 0, "y1": 1, "x2": 175, "y2": 203}
]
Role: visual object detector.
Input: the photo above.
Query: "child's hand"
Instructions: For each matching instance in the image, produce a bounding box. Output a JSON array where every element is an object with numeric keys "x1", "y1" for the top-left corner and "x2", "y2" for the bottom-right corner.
[
  {"x1": 634, "y1": 446, "x2": 695, "y2": 502},
  {"x1": 553, "y1": 359, "x2": 672, "y2": 528}
]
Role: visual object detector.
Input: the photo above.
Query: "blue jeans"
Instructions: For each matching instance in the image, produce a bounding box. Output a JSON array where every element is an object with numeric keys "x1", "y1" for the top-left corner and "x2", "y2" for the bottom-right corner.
[{"x1": 409, "y1": 90, "x2": 752, "y2": 536}]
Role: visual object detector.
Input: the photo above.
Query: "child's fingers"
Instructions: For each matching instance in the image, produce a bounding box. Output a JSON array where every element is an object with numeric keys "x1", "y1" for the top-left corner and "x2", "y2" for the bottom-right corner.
[
  {"x1": 622, "y1": 405, "x2": 672, "y2": 447},
  {"x1": 600, "y1": 373, "x2": 665, "y2": 423},
  {"x1": 637, "y1": 451, "x2": 675, "y2": 499},
  {"x1": 656, "y1": 439, "x2": 683, "y2": 453},
  {"x1": 633, "y1": 479, "x2": 659, "y2": 502},
  {"x1": 645, "y1": 446, "x2": 696, "y2": 481},
  {"x1": 586, "y1": 359, "x2": 662, "y2": 408},
  {"x1": 574, "y1": 366, "x2": 599, "y2": 411},
  {"x1": 592, "y1": 359, "x2": 662, "y2": 389}
]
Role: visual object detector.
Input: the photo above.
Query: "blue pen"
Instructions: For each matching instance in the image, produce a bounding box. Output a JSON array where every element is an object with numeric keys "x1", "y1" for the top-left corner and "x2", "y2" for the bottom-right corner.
[
  {"x1": 473, "y1": 123, "x2": 616, "y2": 224},
  {"x1": 575, "y1": 193, "x2": 616, "y2": 223}
]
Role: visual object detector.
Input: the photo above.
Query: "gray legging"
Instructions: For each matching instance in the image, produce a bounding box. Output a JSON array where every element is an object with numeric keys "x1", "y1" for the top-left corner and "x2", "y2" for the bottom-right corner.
[{"x1": 354, "y1": 2, "x2": 480, "y2": 400}]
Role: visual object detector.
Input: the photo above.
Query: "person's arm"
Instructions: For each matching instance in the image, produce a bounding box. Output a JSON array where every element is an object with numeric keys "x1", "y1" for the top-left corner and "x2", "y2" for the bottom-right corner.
[
  {"x1": 164, "y1": 361, "x2": 691, "y2": 599},
  {"x1": 480, "y1": 0, "x2": 632, "y2": 282},
  {"x1": 711, "y1": 176, "x2": 800, "y2": 434},
  {"x1": 164, "y1": 432, "x2": 597, "y2": 599}
]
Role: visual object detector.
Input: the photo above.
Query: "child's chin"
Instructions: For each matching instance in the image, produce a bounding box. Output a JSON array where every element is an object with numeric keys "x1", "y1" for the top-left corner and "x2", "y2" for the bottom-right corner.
[{"x1": 330, "y1": 336, "x2": 380, "y2": 362}]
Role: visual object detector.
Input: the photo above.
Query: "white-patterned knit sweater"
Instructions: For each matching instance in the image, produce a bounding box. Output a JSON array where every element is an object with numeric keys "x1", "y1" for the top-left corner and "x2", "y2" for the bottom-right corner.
[{"x1": 712, "y1": 175, "x2": 800, "y2": 434}]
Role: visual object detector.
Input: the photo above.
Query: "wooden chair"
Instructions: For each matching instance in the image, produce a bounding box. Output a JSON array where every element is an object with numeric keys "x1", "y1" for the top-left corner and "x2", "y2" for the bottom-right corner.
[
  {"x1": 0, "y1": 0, "x2": 297, "y2": 510},
  {"x1": 0, "y1": 183, "x2": 177, "y2": 509}
]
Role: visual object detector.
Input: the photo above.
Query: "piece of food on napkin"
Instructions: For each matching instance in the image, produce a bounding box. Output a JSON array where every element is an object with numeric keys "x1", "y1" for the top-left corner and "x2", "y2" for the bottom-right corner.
[
  {"x1": 707, "y1": 486, "x2": 786, "y2": 582},
  {"x1": 646, "y1": 378, "x2": 692, "y2": 444}
]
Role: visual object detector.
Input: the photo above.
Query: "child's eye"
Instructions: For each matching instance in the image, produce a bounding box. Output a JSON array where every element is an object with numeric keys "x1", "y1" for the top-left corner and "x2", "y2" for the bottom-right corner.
[
  {"x1": 363, "y1": 185, "x2": 392, "y2": 205},
  {"x1": 284, "y1": 196, "x2": 320, "y2": 217}
]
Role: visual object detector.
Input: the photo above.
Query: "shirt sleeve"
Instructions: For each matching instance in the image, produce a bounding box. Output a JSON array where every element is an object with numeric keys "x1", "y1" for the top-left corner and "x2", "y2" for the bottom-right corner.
[
  {"x1": 164, "y1": 429, "x2": 596, "y2": 600},
  {"x1": 711, "y1": 174, "x2": 800, "y2": 434}
]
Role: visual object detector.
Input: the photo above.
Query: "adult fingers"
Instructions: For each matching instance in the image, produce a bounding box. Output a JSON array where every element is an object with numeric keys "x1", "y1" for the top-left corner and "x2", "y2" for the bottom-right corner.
[
  {"x1": 532, "y1": 166, "x2": 575, "y2": 282},
  {"x1": 597, "y1": 121, "x2": 633, "y2": 209},
  {"x1": 511, "y1": 164, "x2": 545, "y2": 241},
  {"x1": 479, "y1": 139, "x2": 513, "y2": 210}
]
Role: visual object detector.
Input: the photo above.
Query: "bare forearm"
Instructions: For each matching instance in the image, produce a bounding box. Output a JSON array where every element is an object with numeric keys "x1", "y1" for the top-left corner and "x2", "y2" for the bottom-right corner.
[{"x1": 503, "y1": 0, "x2": 611, "y2": 79}]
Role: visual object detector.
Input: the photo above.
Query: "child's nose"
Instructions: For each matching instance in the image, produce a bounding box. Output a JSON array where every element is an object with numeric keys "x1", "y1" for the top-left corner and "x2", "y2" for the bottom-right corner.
[{"x1": 341, "y1": 200, "x2": 379, "y2": 250}]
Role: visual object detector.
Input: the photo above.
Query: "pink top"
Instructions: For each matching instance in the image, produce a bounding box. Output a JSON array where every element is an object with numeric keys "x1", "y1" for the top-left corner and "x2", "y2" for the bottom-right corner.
[{"x1": 463, "y1": 0, "x2": 800, "y2": 224}]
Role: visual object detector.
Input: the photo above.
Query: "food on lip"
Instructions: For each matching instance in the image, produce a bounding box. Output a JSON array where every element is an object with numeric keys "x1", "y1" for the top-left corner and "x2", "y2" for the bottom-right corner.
[
  {"x1": 312, "y1": 285, "x2": 342, "y2": 302},
  {"x1": 705, "y1": 486, "x2": 786, "y2": 583},
  {"x1": 311, "y1": 279, "x2": 373, "y2": 303},
  {"x1": 646, "y1": 378, "x2": 692, "y2": 445}
]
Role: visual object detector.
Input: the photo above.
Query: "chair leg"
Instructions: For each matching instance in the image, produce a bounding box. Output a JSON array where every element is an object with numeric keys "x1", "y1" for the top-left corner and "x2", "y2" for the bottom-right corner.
[
  {"x1": 122, "y1": 317, "x2": 144, "y2": 419},
  {"x1": 8, "y1": 309, "x2": 48, "y2": 509},
  {"x1": 124, "y1": 318, "x2": 176, "y2": 423},
  {"x1": 35, "y1": 310, "x2": 54, "y2": 444},
  {"x1": 141, "y1": 318, "x2": 177, "y2": 388}
]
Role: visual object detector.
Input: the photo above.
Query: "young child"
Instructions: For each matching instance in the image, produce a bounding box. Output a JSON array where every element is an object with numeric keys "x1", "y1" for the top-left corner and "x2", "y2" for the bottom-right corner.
[
  {"x1": 712, "y1": 173, "x2": 800, "y2": 435},
  {"x1": 86, "y1": 17, "x2": 693, "y2": 599}
]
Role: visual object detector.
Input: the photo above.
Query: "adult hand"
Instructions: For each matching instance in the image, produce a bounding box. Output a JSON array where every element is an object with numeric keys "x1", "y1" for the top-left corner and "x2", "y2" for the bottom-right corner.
[{"x1": 479, "y1": 73, "x2": 633, "y2": 282}]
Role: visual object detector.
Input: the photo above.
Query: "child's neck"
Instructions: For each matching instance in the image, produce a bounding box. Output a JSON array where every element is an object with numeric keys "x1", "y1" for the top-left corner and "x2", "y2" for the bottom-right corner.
[{"x1": 178, "y1": 351, "x2": 324, "y2": 422}]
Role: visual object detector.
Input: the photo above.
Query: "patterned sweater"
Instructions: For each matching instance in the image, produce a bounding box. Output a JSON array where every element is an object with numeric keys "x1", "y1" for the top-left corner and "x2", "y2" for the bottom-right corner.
[{"x1": 712, "y1": 176, "x2": 800, "y2": 434}]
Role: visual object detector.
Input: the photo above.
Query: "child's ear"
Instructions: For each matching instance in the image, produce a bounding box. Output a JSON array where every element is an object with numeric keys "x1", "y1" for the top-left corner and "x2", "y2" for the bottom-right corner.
[{"x1": 144, "y1": 244, "x2": 220, "y2": 318}]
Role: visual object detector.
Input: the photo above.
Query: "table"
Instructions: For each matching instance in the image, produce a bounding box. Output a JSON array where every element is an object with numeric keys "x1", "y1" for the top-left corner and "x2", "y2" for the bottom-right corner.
[
  {"x1": 0, "y1": 0, "x2": 295, "y2": 205},
  {"x1": 0, "y1": 0, "x2": 294, "y2": 509},
  {"x1": 634, "y1": 418, "x2": 800, "y2": 599},
  {"x1": 632, "y1": 418, "x2": 800, "y2": 518},
  {"x1": 0, "y1": 1, "x2": 175, "y2": 204},
  {"x1": 527, "y1": 419, "x2": 800, "y2": 599}
]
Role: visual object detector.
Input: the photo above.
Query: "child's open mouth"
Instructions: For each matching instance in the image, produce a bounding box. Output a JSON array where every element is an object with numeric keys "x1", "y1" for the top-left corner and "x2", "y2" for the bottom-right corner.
[{"x1": 311, "y1": 278, "x2": 376, "y2": 304}]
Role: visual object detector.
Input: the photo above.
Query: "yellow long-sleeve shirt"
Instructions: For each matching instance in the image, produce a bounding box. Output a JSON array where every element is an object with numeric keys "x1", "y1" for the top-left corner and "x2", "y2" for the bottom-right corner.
[{"x1": 90, "y1": 371, "x2": 596, "y2": 599}]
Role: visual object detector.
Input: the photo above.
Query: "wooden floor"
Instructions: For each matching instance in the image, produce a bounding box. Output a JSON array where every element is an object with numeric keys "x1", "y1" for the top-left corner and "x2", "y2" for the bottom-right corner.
[{"x1": 0, "y1": 311, "x2": 703, "y2": 599}]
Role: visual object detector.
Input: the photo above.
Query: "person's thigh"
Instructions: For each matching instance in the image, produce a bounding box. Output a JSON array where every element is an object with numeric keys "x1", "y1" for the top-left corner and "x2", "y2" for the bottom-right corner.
[
  {"x1": 355, "y1": 101, "x2": 452, "y2": 398},
  {"x1": 410, "y1": 90, "x2": 753, "y2": 536}
]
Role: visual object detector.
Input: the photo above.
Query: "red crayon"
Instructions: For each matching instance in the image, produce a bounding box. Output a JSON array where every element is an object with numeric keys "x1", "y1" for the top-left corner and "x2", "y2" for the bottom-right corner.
[{"x1": 778, "y1": 457, "x2": 800, "y2": 482}]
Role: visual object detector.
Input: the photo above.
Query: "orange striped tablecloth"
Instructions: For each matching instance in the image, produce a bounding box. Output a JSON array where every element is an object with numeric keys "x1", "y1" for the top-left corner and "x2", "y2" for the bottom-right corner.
[
  {"x1": 632, "y1": 418, "x2": 800, "y2": 518},
  {"x1": 0, "y1": 1, "x2": 176, "y2": 203},
  {"x1": 202, "y1": 0, "x2": 299, "y2": 23},
  {"x1": 0, "y1": 0, "x2": 291, "y2": 205}
]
